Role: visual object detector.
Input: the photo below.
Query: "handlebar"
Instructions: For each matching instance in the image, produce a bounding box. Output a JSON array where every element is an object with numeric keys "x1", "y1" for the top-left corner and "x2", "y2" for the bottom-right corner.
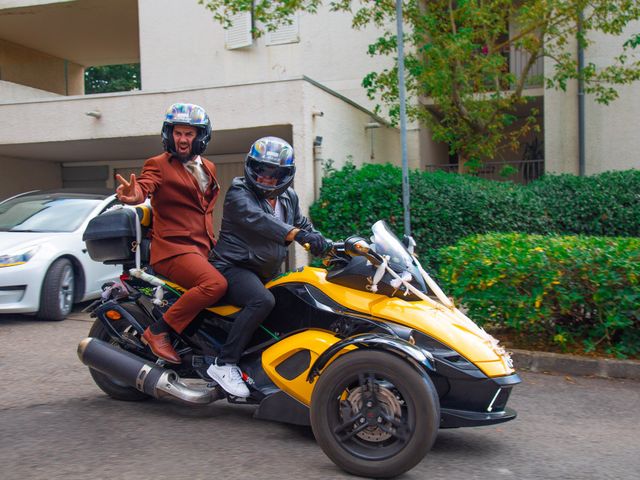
[{"x1": 319, "y1": 238, "x2": 385, "y2": 267}]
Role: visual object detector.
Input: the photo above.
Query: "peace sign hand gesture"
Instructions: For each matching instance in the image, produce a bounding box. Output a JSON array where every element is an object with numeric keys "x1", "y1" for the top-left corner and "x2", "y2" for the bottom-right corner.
[{"x1": 115, "y1": 173, "x2": 143, "y2": 204}]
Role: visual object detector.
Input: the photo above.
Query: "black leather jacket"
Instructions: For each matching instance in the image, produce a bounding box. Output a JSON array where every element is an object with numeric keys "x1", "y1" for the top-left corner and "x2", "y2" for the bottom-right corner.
[{"x1": 210, "y1": 177, "x2": 317, "y2": 281}]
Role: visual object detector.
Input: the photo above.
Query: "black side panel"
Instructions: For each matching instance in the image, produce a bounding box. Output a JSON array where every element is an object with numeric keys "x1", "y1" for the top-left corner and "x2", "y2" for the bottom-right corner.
[
  {"x1": 275, "y1": 349, "x2": 311, "y2": 380},
  {"x1": 253, "y1": 391, "x2": 311, "y2": 426},
  {"x1": 246, "y1": 285, "x2": 341, "y2": 346}
]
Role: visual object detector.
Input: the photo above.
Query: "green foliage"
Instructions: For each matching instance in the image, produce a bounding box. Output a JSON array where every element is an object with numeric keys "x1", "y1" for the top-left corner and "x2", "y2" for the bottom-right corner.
[
  {"x1": 526, "y1": 170, "x2": 640, "y2": 236},
  {"x1": 198, "y1": 0, "x2": 640, "y2": 164},
  {"x1": 85, "y1": 64, "x2": 141, "y2": 94},
  {"x1": 437, "y1": 233, "x2": 640, "y2": 358},
  {"x1": 311, "y1": 163, "x2": 640, "y2": 268}
]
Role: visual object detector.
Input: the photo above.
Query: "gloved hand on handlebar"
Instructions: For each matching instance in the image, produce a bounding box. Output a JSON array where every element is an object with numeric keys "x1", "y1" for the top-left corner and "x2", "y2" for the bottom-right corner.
[{"x1": 294, "y1": 230, "x2": 331, "y2": 257}]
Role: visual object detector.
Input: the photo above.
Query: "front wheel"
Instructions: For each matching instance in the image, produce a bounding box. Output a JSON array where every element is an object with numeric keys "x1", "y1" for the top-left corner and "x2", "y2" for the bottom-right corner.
[{"x1": 310, "y1": 350, "x2": 440, "y2": 478}]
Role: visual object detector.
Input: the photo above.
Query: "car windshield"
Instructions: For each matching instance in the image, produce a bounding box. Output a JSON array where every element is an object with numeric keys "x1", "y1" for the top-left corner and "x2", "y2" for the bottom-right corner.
[{"x1": 0, "y1": 194, "x2": 102, "y2": 232}]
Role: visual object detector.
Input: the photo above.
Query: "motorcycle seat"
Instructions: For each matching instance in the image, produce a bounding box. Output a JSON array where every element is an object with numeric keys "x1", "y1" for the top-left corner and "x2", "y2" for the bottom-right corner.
[{"x1": 152, "y1": 272, "x2": 241, "y2": 317}]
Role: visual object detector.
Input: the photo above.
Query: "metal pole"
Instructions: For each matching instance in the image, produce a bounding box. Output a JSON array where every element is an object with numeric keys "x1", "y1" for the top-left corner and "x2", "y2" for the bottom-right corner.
[
  {"x1": 577, "y1": 10, "x2": 586, "y2": 176},
  {"x1": 396, "y1": 0, "x2": 411, "y2": 236}
]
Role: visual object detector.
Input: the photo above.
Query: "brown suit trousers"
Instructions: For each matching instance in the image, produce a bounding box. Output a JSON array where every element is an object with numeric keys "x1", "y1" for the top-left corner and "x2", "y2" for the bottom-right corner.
[{"x1": 153, "y1": 252, "x2": 227, "y2": 333}]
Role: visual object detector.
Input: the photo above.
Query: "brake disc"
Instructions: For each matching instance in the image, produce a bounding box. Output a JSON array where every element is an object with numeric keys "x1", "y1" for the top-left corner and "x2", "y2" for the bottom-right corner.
[{"x1": 345, "y1": 384, "x2": 402, "y2": 442}]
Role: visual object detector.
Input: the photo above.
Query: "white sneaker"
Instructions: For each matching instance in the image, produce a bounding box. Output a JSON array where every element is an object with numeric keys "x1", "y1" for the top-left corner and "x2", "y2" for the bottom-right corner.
[{"x1": 206, "y1": 362, "x2": 250, "y2": 398}]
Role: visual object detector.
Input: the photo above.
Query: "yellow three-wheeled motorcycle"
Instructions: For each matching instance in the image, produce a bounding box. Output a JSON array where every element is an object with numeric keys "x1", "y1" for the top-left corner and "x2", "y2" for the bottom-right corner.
[{"x1": 79, "y1": 206, "x2": 519, "y2": 478}]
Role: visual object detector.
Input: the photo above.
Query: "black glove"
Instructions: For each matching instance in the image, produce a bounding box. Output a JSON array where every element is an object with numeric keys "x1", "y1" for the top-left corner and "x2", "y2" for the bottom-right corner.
[{"x1": 294, "y1": 230, "x2": 330, "y2": 256}]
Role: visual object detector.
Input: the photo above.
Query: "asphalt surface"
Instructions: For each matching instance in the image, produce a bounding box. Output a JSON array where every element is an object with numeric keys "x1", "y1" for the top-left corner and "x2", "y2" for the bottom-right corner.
[{"x1": 1, "y1": 313, "x2": 639, "y2": 480}]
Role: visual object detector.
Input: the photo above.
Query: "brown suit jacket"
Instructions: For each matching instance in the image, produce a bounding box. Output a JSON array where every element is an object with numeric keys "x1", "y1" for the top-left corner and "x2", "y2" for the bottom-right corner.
[{"x1": 133, "y1": 152, "x2": 219, "y2": 265}]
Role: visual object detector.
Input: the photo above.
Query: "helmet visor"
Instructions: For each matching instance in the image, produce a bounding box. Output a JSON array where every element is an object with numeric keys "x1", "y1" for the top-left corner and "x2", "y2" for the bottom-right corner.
[{"x1": 248, "y1": 158, "x2": 293, "y2": 181}]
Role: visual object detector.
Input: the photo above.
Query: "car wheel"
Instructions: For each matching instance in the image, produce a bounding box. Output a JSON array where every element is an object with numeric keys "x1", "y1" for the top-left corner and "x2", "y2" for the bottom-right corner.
[{"x1": 37, "y1": 258, "x2": 75, "y2": 321}]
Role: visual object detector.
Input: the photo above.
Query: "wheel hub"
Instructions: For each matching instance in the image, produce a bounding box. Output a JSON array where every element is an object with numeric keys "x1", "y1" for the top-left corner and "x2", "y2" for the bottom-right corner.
[{"x1": 344, "y1": 384, "x2": 402, "y2": 442}]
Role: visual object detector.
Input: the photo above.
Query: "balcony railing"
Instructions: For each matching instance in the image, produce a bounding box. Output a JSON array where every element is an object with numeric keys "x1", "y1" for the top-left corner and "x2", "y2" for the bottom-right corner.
[
  {"x1": 424, "y1": 159, "x2": 544, "y2": 184},
  {"x1": 510, "y1": 47, "x2": 544, "y2": 88}
]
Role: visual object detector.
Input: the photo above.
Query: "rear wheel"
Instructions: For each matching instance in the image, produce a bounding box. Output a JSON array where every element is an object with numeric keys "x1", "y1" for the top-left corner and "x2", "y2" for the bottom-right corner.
[
  {"x1": 87, "y1": 303, "x2": 151, "y2": 402},
  {"x1": 310, "y1": 350, "x2": 440, "y2": 478},
  {"x1": 37, "y1": 258, "x2": 75, "y2": 321}
]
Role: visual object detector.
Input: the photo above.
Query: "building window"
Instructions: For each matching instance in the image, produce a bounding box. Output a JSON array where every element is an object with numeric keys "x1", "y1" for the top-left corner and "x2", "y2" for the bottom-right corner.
[
  {"x1": 225, "y1": 11, "x2": 253, "y2": 50},
  {"x1": 265, "y1": 14, "x2": 299, "y2": 46}
]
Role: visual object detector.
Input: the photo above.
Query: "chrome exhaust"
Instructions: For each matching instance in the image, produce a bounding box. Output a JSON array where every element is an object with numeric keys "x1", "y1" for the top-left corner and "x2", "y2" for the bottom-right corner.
[{"x1": 78, "y1": 337, "x2": 219, "y2": 405}]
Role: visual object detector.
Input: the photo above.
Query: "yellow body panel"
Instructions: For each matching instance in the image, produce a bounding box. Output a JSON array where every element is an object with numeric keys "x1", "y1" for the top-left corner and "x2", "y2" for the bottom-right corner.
[
  {"x1": 135, "y1": 204, "x2": 152, "y2": 227},
  {"x1": 166, "y1": 266, "x2": 513, "y2": 378},
  {"x1": 207, "y1": 305, "x2": 242, "y2": 316},
  {"x1": 261, "y1": 329, "x2": 355, "y2": 406},
  {"x1": 268, "y1": 267, "x2": 515, "y2": 377},
  {"x1": 163, "y1": 280, "x2": 241, "y2": 315}
]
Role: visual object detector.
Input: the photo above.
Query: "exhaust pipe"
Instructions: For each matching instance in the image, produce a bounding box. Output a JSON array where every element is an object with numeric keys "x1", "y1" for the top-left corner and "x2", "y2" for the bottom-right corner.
[{"x1": 78, "y1": 337, "x2": 219, "y2": 405}]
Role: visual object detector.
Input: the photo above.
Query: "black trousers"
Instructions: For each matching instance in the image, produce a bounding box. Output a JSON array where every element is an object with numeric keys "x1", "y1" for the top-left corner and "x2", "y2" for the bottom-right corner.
[{"x1": 214, "y1": 263, "x2": 275, "y2": 364}]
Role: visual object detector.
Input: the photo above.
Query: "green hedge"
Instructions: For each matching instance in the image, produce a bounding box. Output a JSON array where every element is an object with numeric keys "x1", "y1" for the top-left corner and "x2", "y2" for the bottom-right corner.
[
  {"x1": 437, "y1": 233, "x2": 640, "y2": 358},
  {"x1": 310, "y1": 163, "x2": 640, "y2": 267}
]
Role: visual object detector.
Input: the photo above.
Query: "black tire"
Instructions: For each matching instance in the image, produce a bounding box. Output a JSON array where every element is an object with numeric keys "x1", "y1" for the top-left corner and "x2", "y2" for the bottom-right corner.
[
  {"x1": 37, "y1": 258, "x2": 75, "y2": 321},
  {"x1": 310, "y1": 350, "x2": 440, "y2": 478},
  {"x1": 87, "y1": 303, "x2": 151, "y2": 402}
]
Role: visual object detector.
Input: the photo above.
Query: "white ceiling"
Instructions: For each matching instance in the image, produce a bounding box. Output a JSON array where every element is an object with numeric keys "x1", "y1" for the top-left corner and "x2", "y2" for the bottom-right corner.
[{"x1": 0, "y1": 0, "x2": 139, "y2": 66}]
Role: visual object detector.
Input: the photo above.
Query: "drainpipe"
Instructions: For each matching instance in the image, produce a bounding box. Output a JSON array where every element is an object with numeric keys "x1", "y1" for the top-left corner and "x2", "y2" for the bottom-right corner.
[
  {"x1": 64, "y1": 59, "x2": 69, "y2": 96},
  {"x1": 577, "y1": 11, "x2": 585, "y2": 176}
]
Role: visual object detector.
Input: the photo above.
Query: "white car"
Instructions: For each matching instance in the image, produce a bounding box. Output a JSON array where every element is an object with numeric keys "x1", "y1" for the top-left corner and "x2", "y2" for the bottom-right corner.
[{"x1": 0, "y1": 189, "x2": 122, "y2": 320}]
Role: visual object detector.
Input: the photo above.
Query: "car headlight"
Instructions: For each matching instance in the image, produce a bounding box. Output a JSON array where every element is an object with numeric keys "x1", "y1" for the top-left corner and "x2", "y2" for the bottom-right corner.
[{"x1": 0, "y1": 246, "x2": 40, "y2": 267}]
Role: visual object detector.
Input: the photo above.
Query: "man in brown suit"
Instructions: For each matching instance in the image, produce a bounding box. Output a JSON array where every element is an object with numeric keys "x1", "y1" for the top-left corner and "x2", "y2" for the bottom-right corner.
[{"x1": 115, "y1": 103, "x2": 227, "y2": 364}]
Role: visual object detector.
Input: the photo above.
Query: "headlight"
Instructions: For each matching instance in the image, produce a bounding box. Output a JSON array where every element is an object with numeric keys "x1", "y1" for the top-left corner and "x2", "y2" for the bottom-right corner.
[
  {"x1": 0, "y1": 246, "x2": 40, "y2": 267},
  {"x1": 412, "y1": 330, "x2": 480, "y2": 372}
]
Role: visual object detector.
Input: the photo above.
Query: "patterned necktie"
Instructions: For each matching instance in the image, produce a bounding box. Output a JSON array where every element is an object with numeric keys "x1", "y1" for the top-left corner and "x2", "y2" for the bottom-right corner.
[{"x1": 184, "y1": 159, "x2": 210, "y2": 193}]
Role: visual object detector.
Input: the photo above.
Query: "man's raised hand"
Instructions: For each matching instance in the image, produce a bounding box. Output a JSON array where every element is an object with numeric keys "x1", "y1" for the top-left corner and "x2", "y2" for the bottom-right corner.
[{"x1": 115, "y1": 173, "x2": 143, "y2": 204}]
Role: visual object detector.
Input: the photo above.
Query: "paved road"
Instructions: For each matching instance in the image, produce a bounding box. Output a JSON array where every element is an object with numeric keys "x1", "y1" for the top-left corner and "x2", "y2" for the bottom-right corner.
[{"x1": 1, "y1": 312, "x2": 639, "y2": 480}]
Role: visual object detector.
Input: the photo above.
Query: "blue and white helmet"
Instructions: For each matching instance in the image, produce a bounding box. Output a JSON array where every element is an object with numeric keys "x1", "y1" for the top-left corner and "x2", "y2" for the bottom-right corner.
[{"x1": 244, "y1": 136, "x2": 295, "y2": 198}]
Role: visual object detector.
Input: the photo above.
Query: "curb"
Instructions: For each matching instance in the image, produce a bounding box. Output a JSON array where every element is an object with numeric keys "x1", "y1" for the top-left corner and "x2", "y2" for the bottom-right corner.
[{"x1": 511, "y1": 348, "x2": 640, "y2": 380}]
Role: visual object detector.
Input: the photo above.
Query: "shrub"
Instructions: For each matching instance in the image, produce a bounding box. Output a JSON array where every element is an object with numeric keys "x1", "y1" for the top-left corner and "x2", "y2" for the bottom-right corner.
[
  {"x1": 437, "y1": 233, "x2": 640, "y2": 358},
  {"x1": 310, "y1": 163, "x2": 640, "y2": 267},
  {"x1": 527, "y1": 170, "x2": 640, "y2": 237}
]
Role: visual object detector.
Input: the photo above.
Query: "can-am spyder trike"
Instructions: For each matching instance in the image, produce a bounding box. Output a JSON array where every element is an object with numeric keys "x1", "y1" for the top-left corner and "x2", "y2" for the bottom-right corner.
[{"x1": 79, "y1": 205, "x2": 520, "y2": 478}]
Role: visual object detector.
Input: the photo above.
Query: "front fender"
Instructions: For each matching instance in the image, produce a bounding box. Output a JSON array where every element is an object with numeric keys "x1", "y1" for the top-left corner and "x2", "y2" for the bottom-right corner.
[{"x1": 307, "y1": 333, "x2": 435, "y2": 383}]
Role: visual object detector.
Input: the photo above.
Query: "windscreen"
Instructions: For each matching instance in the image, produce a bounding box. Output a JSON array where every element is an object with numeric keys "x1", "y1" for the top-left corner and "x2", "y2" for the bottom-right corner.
[{"x1": 371, "y1": 220, "x2": 427, "y2": 293}]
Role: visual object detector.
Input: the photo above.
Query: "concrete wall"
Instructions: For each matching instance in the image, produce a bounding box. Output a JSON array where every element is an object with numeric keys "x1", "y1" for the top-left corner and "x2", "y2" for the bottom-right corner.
[
  {"x1": 300, "y1": 82, "x2": 400, "y2": 204},
  {"x1": 418, "y1": 126, "x2": 450, "y2": 168},
  {"x1": 0, "y1": 38, "x2": 83, "y2": 96},
  {"x1": 581, "y1": 22, "x2": 640, "y2": 173},
  {"x1": 544, "y1": 20, "x2": 640, "y2": 174},
  {"x1": 138, "y1": 0, "x2": 392, "y2": 113},
  {"x1": 0, "y1": 80, "x2": 61, "y2": 102},
  {"x1": 0, "y1": 156, "x2": 62, "y2": 199},
  {"x1": 0, "y1": 77, "x2": 400, "y2": 233}
]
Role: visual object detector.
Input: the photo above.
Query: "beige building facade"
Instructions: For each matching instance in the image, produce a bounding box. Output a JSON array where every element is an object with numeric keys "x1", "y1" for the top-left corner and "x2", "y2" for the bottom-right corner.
[
  {"x1": 0, "y1": 0, "x2": 638, "y2": 225},
  {"x1": 0, "y1": 0, "x2": 401, "y2": 253}
]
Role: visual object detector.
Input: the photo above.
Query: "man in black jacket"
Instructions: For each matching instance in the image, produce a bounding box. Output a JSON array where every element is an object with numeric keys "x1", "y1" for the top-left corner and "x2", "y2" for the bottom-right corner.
[{"x1": 207, "y1": 136, "x2": 329, "y2": 397}]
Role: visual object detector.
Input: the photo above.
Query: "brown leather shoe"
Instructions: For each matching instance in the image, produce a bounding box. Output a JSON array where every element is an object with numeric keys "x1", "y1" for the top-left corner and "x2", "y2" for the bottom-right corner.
[{"x1": 141, "y1": 328, "x2": 181, "y2": 364}]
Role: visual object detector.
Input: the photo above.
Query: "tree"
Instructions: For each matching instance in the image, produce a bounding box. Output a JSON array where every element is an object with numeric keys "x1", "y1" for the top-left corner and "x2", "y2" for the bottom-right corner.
[
  {"x1": 85, "y1": 63, "x2": 141, "y2": 94},
  {"x1": 199, "y1": 1, "x2": 640, "y2": 167}
]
